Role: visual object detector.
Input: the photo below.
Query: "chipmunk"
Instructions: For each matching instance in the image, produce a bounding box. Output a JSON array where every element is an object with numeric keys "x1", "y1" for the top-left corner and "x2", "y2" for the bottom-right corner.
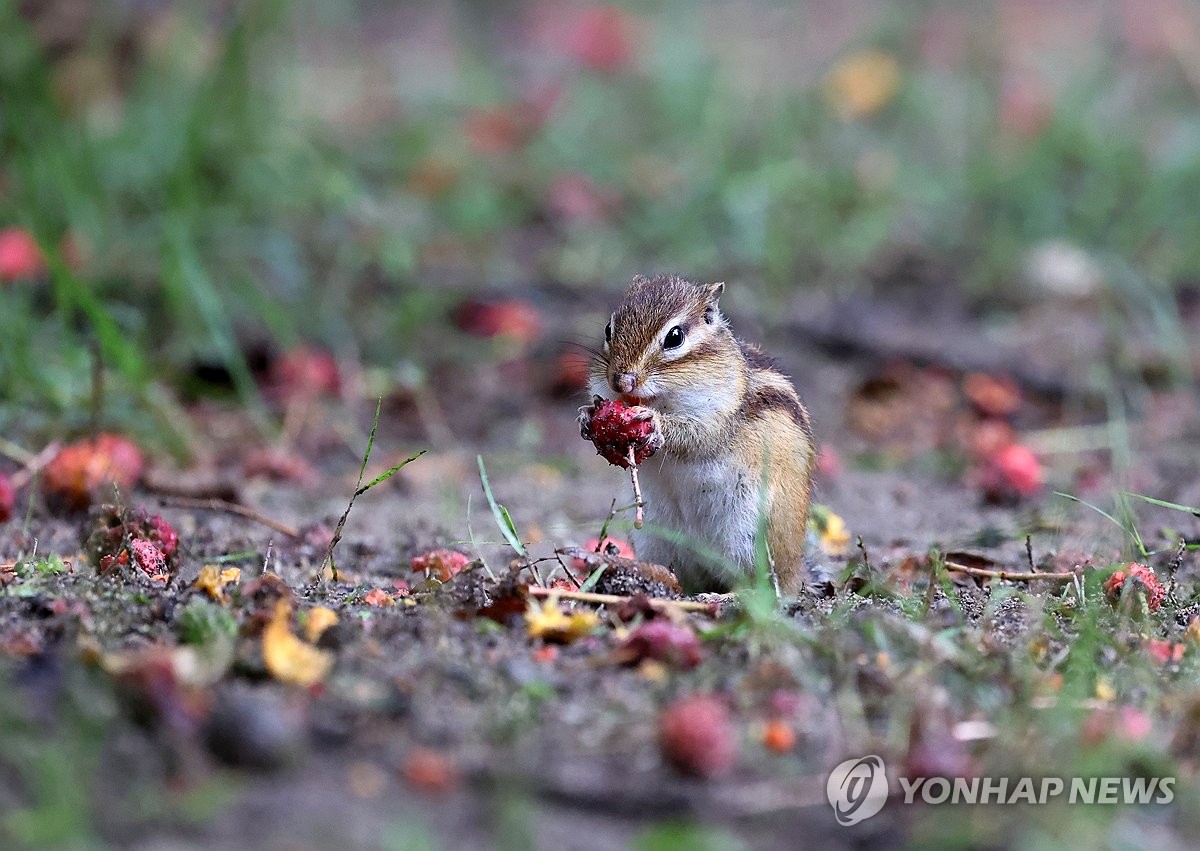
[{"x1": 581, "y1": 274, "x2": 816, "y2": 596}]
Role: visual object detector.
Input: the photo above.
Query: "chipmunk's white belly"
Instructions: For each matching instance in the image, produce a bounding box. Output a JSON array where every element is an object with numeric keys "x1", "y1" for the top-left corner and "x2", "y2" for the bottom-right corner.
[{"x1": 632, "y1": 454, "x2": 760, "y2": 591}]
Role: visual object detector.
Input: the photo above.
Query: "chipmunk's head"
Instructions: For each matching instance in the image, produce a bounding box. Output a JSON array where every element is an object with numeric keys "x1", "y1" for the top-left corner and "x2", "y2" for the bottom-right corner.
[{"x1": 590, "y1": 274, "x2": 735, "y2": 409}]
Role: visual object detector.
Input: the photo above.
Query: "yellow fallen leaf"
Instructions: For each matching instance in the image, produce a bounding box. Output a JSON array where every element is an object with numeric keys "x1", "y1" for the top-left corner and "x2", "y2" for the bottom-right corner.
[
  {"x1": 824, "y1": 49, "x2": 900, "y2": 120},
  {"x1": 194, "y1": 565, "x2": 241, "y2": 603},
  {"x1": 304, "y1": 606, "x2": 339, "y2": 643},
  {"x1": 263, "y1": 600, "x2": 333, "y2": 687},
  {"x1": 1095, "y1": 678, "x2": 1116, "y2": 703},
  {"x1": 525, "y1": 597, "x2": 600, "y2": 644},
  {"x1": 810, "y1": 505, "x2": 850, "y2": 556}
]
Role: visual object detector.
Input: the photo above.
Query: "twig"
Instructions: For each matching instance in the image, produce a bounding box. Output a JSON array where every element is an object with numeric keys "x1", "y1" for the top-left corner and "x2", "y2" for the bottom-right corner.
[
  {"x1": 0, "y1": 437, "x2": 35, "y2": 466},
  {"x1": 1166, "y1": 537, "x2": 1187, "y2": 599},
  {"x1": 527, "y1": 585, "x2": 715, "y2": 614},
  {"x1": 262, "y1": 539, "x2": 275, "y2": 575},
  {"x1": 10, "y1": 440, "x2": 62, "y2": 490},
  {"x1": 158, "y1": 495, "x2": 301, "y2": 539},
  {"x1": 554, "y1": 551, "x2": 582, "y2": 589},
  {"x1": 1025, "y1": 535, "x2": 1035, "y2": 572},
  {"x1": 596, "y1": 498, "x2": 618, "y2": 549},
  {"x1": 627, "y1": 448, "x2": 644, "y2": 529},
  {"x1": 943, "y1": 560, "x2": 1081, "y2": 582},
  {"x1": 856, "y1": 536, "x2": 872, "y2": 575}
]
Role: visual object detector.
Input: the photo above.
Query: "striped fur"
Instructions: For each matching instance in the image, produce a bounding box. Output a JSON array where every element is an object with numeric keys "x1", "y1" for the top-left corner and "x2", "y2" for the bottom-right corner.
[{"x1": 589, "y1": 275, "x2": 815, "y2": 594}]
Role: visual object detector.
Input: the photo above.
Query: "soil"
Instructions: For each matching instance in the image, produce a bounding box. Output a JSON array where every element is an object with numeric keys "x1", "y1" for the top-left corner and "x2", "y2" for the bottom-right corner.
[{"x1": 2, "y1": 279, "x2": 1199, "y2": 850}]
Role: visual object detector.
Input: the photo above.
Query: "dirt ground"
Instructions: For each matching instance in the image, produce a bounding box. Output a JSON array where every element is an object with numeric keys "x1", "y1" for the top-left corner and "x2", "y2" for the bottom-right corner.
[{"x1": 3, "y1": 277, "x2": 1200, "y2": 851}]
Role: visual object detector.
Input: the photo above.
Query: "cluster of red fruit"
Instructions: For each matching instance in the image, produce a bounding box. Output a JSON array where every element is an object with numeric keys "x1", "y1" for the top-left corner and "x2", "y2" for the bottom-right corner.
[
  {"x1": 579, "y1": 397, "x2": 658, "y2": 468},
  {"x1": 84, "y1": 505, "x2": 179, "y2": 585}
]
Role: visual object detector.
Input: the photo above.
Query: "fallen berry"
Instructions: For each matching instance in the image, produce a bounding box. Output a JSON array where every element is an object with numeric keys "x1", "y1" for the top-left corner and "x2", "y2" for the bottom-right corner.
[
  {"x1": 0, "y1": 473, "x2": 14, "y2": 522},
  {"x1": 84, "y1": 504, "x2": 179, "y2": 579},
  {"x1": 762, "y1": 719, "x2": 797, "y2": 754},
  {"x1": 548, "y1": 350, "x2": 591, "y2": 397},
  {"x1": 401, "y1": 747, "x2": 457, "y2": 794},
  {"x1": 1146, "y1": 639, "x2": 1185, "y2": 665},
  {"x1": 658, "y1": 694, "x2": 736, "y2": 778},
  {"x1": 267, "y1": 345, "x2": 341, "y2": 402},
  {"x1": 410, "y1": 549, "x2": 471, "y2": 582},
  {"x1": 129, "y1": 539, "x2": 169, "y2": 584},
  {"x1": 44, "y1": 434, "x2": 144, "y2": 510},
  {"x1": 580, "y1": 396, "x2": 659, "y2": 469},
  {"x1": 979, "y1": 442, "x2": 1043, "y2": 502},
  {"x1": 1103, "y1": 563, "x2": 1165, "y2": 613},
  {"x1": 0, "y1": 227, "x2": 44, "y2": 281},
  {"x1": 452, "y1": 298, "x2": 542, "y2": 345},
  {"x1": 566, "y1": 5, "x2": 636, "y2": 73},
  {"x1": 1082, "y1": 705, "x2": 1153, "y2": 745},
  {"x1": 617, "y1": 620, "x2": 704, "y2": 670}
]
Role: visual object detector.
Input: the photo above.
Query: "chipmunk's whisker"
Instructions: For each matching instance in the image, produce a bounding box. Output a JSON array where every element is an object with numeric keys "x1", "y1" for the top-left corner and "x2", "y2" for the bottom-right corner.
[{"x1": 560, "y1": 339, "x2": 604, "y2": 358}]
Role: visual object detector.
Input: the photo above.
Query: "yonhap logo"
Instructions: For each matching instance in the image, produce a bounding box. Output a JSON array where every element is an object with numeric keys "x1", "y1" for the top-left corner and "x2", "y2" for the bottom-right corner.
[{"x1": 827, "y1": 755, "x2": 889, "y2": 825}]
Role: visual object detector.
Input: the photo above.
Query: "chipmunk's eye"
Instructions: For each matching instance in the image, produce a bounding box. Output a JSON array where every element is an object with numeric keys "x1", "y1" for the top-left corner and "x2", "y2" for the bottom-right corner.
[
  {"x1": 663, "y1": 326, "x2": 685, "y2": 349},
  {"x1": 604, "y1": 322, "x2": 611, "y2": 343}
]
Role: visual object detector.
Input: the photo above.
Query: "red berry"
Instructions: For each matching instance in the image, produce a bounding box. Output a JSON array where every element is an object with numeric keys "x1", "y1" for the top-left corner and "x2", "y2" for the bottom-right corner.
[
  {"x1": 979, "y1": 442, "x2": 1043, "y2": 502},
  {"x1": 1103, "y1": 563, "x2": 1165, "y2": 612},
  {"x1": 618, "y1": 620, "x2": 704, "y2": 669},
  {"x1": 145, "y1": 513, "x2": 179, "y2": 560},
  {"x1": 0, "y1": 227, "x2": 44, "y2": 281},
  {"x1": 567, "y1": 6, "x2": 636, "y2": 73},
  {"x1": 411, "y1": 549, "x2": 471, "y2": 582},
  {"x1": 0, "y1": 473, "x2": 14, "y2": 522},
  {"x1": 581, "y1": 398, "x2": 658, "y2": 468},
  {"x1": 658, "y1": 694, "x2": 736, "y2": 778},
  {"x1": 452, "y1": 299, "x2": 542, "y2": 345},
  {"x1": 83, "y1": 505, "x2": 179, "y2": 576},
  {"x1": 268, "y1": 345, "x2": 341, "y2": 402},
  {"x1": 44, "y1": 434, "x2": 144, "y2": 510},
  {"x1": 129, "y1": 539, "x2": 169, "y2": 584}
]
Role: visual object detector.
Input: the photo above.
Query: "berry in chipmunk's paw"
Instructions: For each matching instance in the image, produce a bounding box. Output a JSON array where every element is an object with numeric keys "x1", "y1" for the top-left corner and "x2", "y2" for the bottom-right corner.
[{"x1": 579, "y1": 396, "x2": 660, "y2": 469}]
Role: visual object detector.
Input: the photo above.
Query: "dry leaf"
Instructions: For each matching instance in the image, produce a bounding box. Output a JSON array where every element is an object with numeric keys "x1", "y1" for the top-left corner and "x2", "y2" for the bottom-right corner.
[
  {"x1": 195, "y1": 565, "x2": 241, "y2": 603},
  {"x1": 304, "y1": 606, "x2": 339, "y2": 643},
  {"x1": 524, "y1": 597, "x2": 600, "y2": 644},
  {"x1": 810, "y1": 505, "x2": 850, "y2": 556},
  {"x1": 262, "y1": 601, "x2": 333, "y2": 687}
]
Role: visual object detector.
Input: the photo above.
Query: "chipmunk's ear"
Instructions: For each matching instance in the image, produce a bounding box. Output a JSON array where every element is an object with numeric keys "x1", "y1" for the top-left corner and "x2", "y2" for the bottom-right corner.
[{"x1": 702, "y1": 282, "x2": 724, "y2": 325}]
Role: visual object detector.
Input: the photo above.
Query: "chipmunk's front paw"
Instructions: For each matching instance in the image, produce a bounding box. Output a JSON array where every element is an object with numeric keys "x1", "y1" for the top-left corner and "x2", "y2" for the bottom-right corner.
[{"x1": 580, "y1": 396, "x2": 662, "y2": 468}]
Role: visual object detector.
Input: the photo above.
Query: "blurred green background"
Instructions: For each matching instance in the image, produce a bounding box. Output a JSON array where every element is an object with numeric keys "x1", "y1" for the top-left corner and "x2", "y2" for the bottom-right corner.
[{"x1": 3, "y1": 0, "x2": 1199, "y2": 446}]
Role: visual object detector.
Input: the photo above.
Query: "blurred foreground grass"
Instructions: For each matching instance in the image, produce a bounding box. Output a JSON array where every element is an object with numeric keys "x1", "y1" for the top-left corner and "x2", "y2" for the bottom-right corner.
[{"x1": 2, "y1": 1, "x2": 1199, "y2": 444}]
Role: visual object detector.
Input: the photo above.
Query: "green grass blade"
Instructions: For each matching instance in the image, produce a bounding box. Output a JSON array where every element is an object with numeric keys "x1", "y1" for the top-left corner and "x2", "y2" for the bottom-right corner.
[
  {"x1": 1124, "y1": 492, "x2": 1200, "y2": 517},
  {"x1": 476, "y1": 455, "x2": 526, "y2": 556},
  {"x1": 1053, "y1": 491, "x2": 1147, "y2": 557},
  {"x1": 358, "y1": 452, "x2": 426, "y2": 495}
]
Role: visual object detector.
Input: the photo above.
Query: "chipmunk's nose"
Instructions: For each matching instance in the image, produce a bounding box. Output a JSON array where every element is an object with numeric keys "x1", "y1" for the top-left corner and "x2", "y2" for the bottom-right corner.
[{"x1": 612, "y1": 372, "x2": 638, "y2": 394}]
